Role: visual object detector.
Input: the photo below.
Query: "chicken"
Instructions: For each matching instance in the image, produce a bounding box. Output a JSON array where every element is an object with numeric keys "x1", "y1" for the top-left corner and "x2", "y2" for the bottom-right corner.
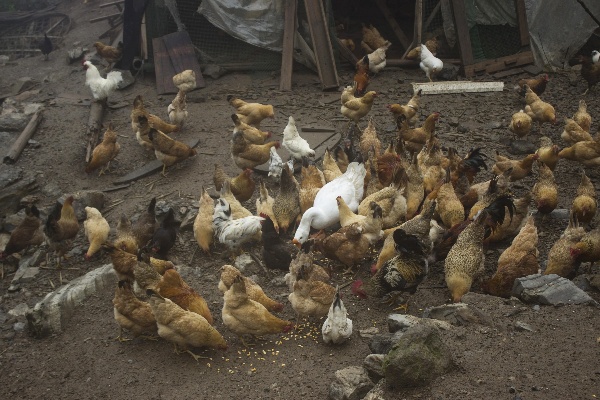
[
  {"x1": 232, "y1": 114, "x2": 271, "y2": 144},
  {"x1": 83, "y1": 207, "x2": 109, "y2": 260},
  {"x1": 353, "y1": 55, "x2": 370, "y2": 97},
  {"x1": 85, "y1": 124, "x2": 120, "y2": 175},
  {"x1": 44, "y1": 196, "x2": 80, "y2": 267},
  {"x1": 338, "y1": 198, "x2": 384, "y2": 243},
  {"x1": 571, "y1": 171, "x2": 597, "y2": 225},
  {"x1": 222, "y1": 275, "x2": 293, "y2": 346},
  {"x1": 227, "y1": 95, "x2": 275, "y2": 128},
  {"x1": 130, "y1": 95, "x2": 180, "y2": 135},
  {"x1": 134, "y1": 115, "x2": 154, "y2": 151},
  {"x1": 340, "y1": 85, "x2": 355, "y2": 105},
  {"x1": 260, "y1": 214, "x2": 297, "y2": 271},
  {"x1": 155, "y1": 268, "x2": 213, "y2": 325},
  {"x1": 167, "y1": 90, "x2": 188, "y2": 128},
  {"x1": 508, "y1": 110, "x2": 533, "y2": 140},
  {"x1": 419, "y1": 137, "x2": 447, "y2": 194},
  {"x1": 573, "y1": 99, "x2": 592, "y2": 132},
  {"x1": 515, "y1": 74, "x2": 549, "y2": 97},
  {"x1": 273, "y1": 163, "x2": 301, "y2": 233},
  {"x1": 449, "y1": 147, "x2": 488, "y2": 186},
  {"x1": 561, "y1": 117, "x2": 593, "y2": 145},
  {"x1": 405, "y1": 37, "x2": 439, "y2": 60},
  {"x1": 323, "y1": 148, "x2": 343, "y2": 183},
  {"x1": 482, "y1": 215, "x2": 539, "y2": 298},
  {"x1": 93, "y1": 41, "x2": 123, "y2": 70},
  {"x1": 358, "y1": 185, "x2": 407, "y2": 229},
  {"x1": 39, "y1": 33, "x2": 53, "y2": 60},
  {"x1": 218, "y1": 265, "x2": 283, "y2": 312},
  {"x1": 285, "y1": 240, "x2": 330, "y2": 291},
  {"x1": 420, "y1": 43, "x2": 443, "y2": 82},
  {"x1": 172, "y1": 69, "x2": 196, "y2": 92},
  {"x1": 322, "y1": 286, "x2": 352, "y2": 344},
  {"x1": 148, "y1": 128, "x2": 197, "y2": 176},
  {"x1": 436, "y1": 171, "x2": 465, "y2": 229},
  {"x1": 219, "y1": 180, "x2": 252, "y2": 219},
  {"x1": 231, "y1": 131, "x2": 280, "y2": 170},
  {"x1": 339, "y1": 38, "x2": 355, "y2": 52},
  {"x1": 532, "y1": 161, "x2": 558, "y2": 214},
  {"x1": 253, "y1": 180, "x2": 277, "y2": 230},
  {"x1": 213, "y1": 198, "x2": 264, "y2": 253},
  {"x1": 593, "y1": 50, "x2": 600, "y2": 63},
  {"x1": 544, "y1": 214, "x2": 585, "y2": 278},
  {"x1": 359, "y1": 118, "x2": 381, "y2": 160},
  {"x1": 468, "y1": 174, "x2": 508, "y2": 220},
  {"x1": 268, "y1": 146, "x2": 284, "y2": 180},
  {"x1": 387, "y1": 89, "x2": 422, "y2": 128},
  {"x1": 149, "y1": 208, "x2": 180, "y2": 259},
  {"x1": 83, "y1": 61, "x2": 122, "y2": 101},
  {"x1": 341, "y1": 91, "x2": 377, "y2": 125},
  {"x1": 353, "y1": 228, "x2": 429, "y2": 311},
  {"x1": 375, "y1": 142, "x2": 404, "y2": 187},
  {"x1": 133, "y1": 252, "x2": 163, "y2": 290},
  {"x1": 361, "y1": 24, "x2": 390, "y2": 53},
  {"x1": 112, "y1": 280, "x2": 156, "y2": 341},
  {"x1": 573, "y1": 54, "x2": 600, "y2": 95},
  {"x1": 536, "y1": 136, "x2": 560, "y2": 171},
  {"x1": 193, "y1": 187, "x2": 214, "y2": 254},
  {"x1": 131, "y1": 197, "x2": 157, "y2": 249},
  {"x1": 0, "y1": 205, "x2": 44, "y2": 259},
  {"x1": 405, "y1": 155, "x2": 425, "y2": 220},
  {"x1": 398, "y1": 112, "x2": 440, "y2": 155},
  {"x1": 282, "y1": 116, "x2": 315, "y2": 160},
  {"x1": 288, "y1": 264, "x2": 336, "y2": 321},
  {"x1": 213, "y1": 165, "x2": 255, "y2": 203},
  {"x1": 299, "y1": 157, "x2": 326, "y2": 214},
  {"x1": 146, "y1": 289, "x2": 227, "y2": 360},
  {"x1": 444, "y1": 195, "x2": 515, "y2": 302},
  {"x1": 558, "y1": 139, "x2": 600, "y2": 167},
  {"x1": 523, "y1": 84, "x2": 556, "y2": 133},
  {"x1": 491, "y1": 152, "x2": 539, "y2": 181},
  {"x1": 366, "y1": 42, "x2": 391, "y2": 74},
  {"x1": 483, "y1": 193, "x2": 531, "y2": 244},
  {"x1": 570, "y1": 227, "x2": 600, "y2": 266}
]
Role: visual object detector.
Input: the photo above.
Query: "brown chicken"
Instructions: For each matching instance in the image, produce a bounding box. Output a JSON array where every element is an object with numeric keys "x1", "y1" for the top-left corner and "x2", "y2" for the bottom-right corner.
[
  {"x1": 358, "y1": 184, "x2": 407, "y2": 227},
  {"x1": 256, "y1": 180, "x2": 278, "y2": 233},
  {"x1": 147, "y1": 289, "x2": 227, "y2": 361},
  {"x1": 544, "y1": 214, "x2": 585, "y2": 278},
  {"x1": 106, "y1": 241, "x2": 137, "y2": 282},
  {"x1": 85, "y1": 124, "x2": 120, "y2": 175},
  {"x1": 155, "y1": 268, "x2": 213, "y2": 325},
  {"x1": 134, "y1": 115, "x2": 154, "y2": 151},
  {"x1": 398, "y1": 112, "x2": 440, "y2": 155},
  {"x1": 483, "y1": 193, "x2": 531, "y2": 244},
  {"x1": 405, "y1": 37, "x2": 439, "y2": 60},
  {"x1": 213, "y1": 165, "x2": 255, "y2": 203},
  {"x1": 482, "y1": 215, "x2": 539, "y2": 298},
  {"x1": 44, "y1": 196, "x2": 80, "y2": 267},
  {"x1": 194, "y1": 187, "x2": 214, "y2": 254},
  {"x1": 404, "y1": 155, "x2": 425, "y2": 220},
  {"x1": 536, "y1": 136, "x2": 560, "y2": 171},
  {"x1": 561, "y1": 117, "x2": 593, "y2": 145},
  {"x1": 468, "y1": 175, "x2": 508, "y2": 219},
  {"x1": 532, "y1": 161, "x2": 558, "y2": 214},
  {"x1": 436, "y1": 170, "x2": 465, "y2": 229},
  {"x1": 571, "y1": 171, "x2": 597, "y2": 225},
  {"x1": 131, "y1": 197, "x2": 157, "y2": 249},
  {"x1": 508, "y1": 110, "x2": 533, "y2": 139},
  {"x1": 338, "y1": 198, "x2": 384, "y2": 243},
  {"x1": 572, "y1": 54, "x2": 600, "y2": 95},
  {"x1": 0, "y1": 205, "x2": 44, "y2": 259},
  {"x1": 573, "y1": 100, "x2": 592, "y2": 132},
  {"x1": 299, "y1": 158, "x2": 326, "y2": 214},
  {"x1": 231, "y1": 113, "x2": 271, "y2": 144},
  {"x1": 112, "y1": 280, "x2": 156, "y2": 341},
  {"x1": 133, "y1": 253, "x2": 162, "y2": 290},
  {"x1": 353, "y1": 55, "x2": 370, "y2": 96},
  {"x1": 515, "y1": 74, "x2": 549, "y2": 97},
  {"x1": 449, "y1": 147, "x2": 488, "y2": 186},
  {"x1": 93, "y1": 41, "x2": 122, "y2": 70},
  {"x1": 285, "y1": 240, "x2": 330, "y2": 291},
  {"x1": 130, "y1": 95, "x2": 180, "y2": 134},
  {"x1": 227, "y1": 95, "x2": 274, "y2": 128},
  {"x1": 523, "y1": 84, "x2": 556, "y2": 133},
  {"x1": 419, "y1": 137, "x2": 447, "y2": 194},
  {"x1": 376, "y1": 140, "x2": 404, "y2": 187},
  {"x1": 323, "y1": 147, "x2": 343, "y2": 183},
  {"x1": 148, "y1": 128, "x2": 197, "y2": 176},
  {"x1": 231, "y1": 131, "x2": 280, "y2": 170},
  {"x1": 272, "y1": 163, "x2": 300, "y2": 233},
  {"x1": 288, "y1": 264, "x2": 336, "y2": 321},
  {"x1": 558, "y1": 139, "x2": 600, "y2": 167},
  {"x1": 387, "y1": 89, "x2": 422, "y2": 128},
  {"x1": 218, "y1": 264, "x2": 283, "y2": 312},
  {"x1": 222, "y1": 275, "x2": 292, "y2": 346},
  {"x1": 570, "y1": 227, "x2": 600, "y2": 266},
  {"x1": 359, "y1": 117, "x2": 381, "y2": 160},
  {"x1": 361, "y1": 24, "x2": 391, "y2": 53},
  {"x1": 492, "y1": 151, "x2": 539, "y2": 181},
  {"x1": 341, "y1": 91, "x2": 377, "y2": 125}
]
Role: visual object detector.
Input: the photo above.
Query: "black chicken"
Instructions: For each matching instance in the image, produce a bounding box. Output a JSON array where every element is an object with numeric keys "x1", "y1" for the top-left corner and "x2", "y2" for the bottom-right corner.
[
  {"x1": 132, "y1": 197, "x2": 157, "y2": 249},
  {"x1": 261, "y1": 214, "x2": 297, "y2": 270},
  {"x1": 148, "y1": 208, "x2": 180, "y2": 259},
  {"x1": 39, "y1": 33, "x2": 53, "y2": 61}
]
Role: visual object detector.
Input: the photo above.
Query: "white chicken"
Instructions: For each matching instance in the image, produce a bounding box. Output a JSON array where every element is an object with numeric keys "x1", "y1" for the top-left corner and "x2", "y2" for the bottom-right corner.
[
  {"x1": 213, "y1": 198, "x2": 264, "y2": 252},
  {"x1": 367, "y1": 42, "x2": 391, "y2": 74},
  {"x1": 293, "y1": 161, "x2": 366, "y2": 245},
  {"x1": 172, "y1": 69, "x2": 196, "y2": 92},
  {"x1": 167, "y1": 90, "x2": 188, "y2": 128},
  {"x1": 340, "y1": 85, "x2": 355, "y2": 105},
  {"x1": 322, "y1": 286, "x2": 352, "y2": 344},
  {"x1": 419, "y1": 43, "x2": 443, "y2": 82},
  {"x1": 268, "y1": 146, "x2": 284, "y2": 180},
  {"x1": 83, "y1": 60, "x2": 122, "y2": 101},
  {"x1": 282, "y1": 116, "x2": 315, "y2": 160},
  {"x1": 592, "y1": 50, "x2": 600, "y2": 64}
]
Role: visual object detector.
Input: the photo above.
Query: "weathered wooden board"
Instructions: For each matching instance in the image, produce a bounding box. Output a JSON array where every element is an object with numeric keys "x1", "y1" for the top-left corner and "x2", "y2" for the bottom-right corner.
[
  {"x1": 374, "y1": 0, "x2": 410, "y2": 50},
  {"x1": 412, "y1": 81, "x2": 504, "y2": 94},
  {"x1": 161, "y1": 31, "x2": 205, "y2": 90},
  {"x1": 152, "y1": 36, "x2": 178, "y2": 95},
  {"x1": 303, "y1": 0, "x2": 339, "y2": 90},
  {"x1": 280, "y1": 0, "x2": 297, "y2": 91}
]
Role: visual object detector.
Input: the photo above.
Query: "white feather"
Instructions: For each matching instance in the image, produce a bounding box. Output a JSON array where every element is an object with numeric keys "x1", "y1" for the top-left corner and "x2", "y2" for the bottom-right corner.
[
  {"x1": 213, "y1": 198, "x2": 264, "y2": 250},
  {"x1": 322, "y1": 288, "x2": 352, "y2": 344},
  {"x1": 282, "y1": 116, "x2": 315, "y2": 160},
  {"x1": 419, "y1": 44, "x2": 443, "y2": 81},
  {"x1": 83, "y1": 61, "x2": 122, "y2": 101}
]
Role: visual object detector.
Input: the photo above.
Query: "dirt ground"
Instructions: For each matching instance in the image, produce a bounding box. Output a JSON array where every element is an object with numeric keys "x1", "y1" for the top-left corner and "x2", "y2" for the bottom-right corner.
[{"x1": 1, "y1": 1, "x2": 600, "y2": 399}]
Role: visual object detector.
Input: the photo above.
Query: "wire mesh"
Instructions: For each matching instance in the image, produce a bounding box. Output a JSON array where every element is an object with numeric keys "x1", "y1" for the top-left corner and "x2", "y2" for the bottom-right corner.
[
  {"x1": 420, "y1": 0, "x2": 459, "y2": 59},
  {"x1": 0, "y1": 13, "x2": 69, "y2": 59}
]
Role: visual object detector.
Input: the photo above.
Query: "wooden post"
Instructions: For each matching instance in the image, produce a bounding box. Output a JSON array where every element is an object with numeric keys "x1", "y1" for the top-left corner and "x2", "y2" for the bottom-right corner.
[
  {"x1": 374, "y1": 0, "x2": 410, "y2": 50},
  {"x1": 85, "y1": 101, "x2": 107, "y2": 163},
  {"x1": 402, "y1": 0, "x2": 423, "y2": 59},
  {"x1": 280, "y1": 0, "x2": 297, "y2": 91},
  {"x1": 304, "y1": 0, "x2": 340, "y2": 90},
  {"x1": 3, "y1": 110, "x2": 43, "y2": 164},
  {"x1": 451, "y1": 0, "x2": 474, "y2": 76}
]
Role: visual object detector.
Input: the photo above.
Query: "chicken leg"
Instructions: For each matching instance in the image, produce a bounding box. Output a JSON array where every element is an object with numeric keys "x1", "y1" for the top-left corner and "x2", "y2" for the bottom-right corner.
[{"x1": 115, "y1": 328, "x2": 132, "y2": 342}]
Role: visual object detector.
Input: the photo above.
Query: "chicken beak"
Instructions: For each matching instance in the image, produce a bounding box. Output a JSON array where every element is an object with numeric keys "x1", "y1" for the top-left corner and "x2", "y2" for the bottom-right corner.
[{"x1": 292, "y1": 238, "x2": 301, "y2": 248}]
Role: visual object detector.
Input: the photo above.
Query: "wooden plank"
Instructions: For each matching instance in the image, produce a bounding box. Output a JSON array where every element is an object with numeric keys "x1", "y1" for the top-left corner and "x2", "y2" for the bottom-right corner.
[
  {"x1": 412, "y1": 81, "x2": 504, "y2": 95},
  {"x1": 89, "y1": 12, "x2": 121, "y2": 23},
  {"x1": 3, "y1": 110, "x2": 43, "y2": 164},
  {"x1": 152, "y1": 37, "x2": 177, "y2": 95},
  {"x1": 304, "y1": 0, "x2": 339, "y2": 90},
  {"x1": 374, "y1": 0, "x2": 410, "y2": 50},
  {"x1": 100, "y1": 1, "x2": 124, "y2": 8},
  {"x1": 280, "y1": 0, "x2": 297, "y2": 91},
  {"x1": 451, "y1": 0, "x2": 474, "y2": 74},
  {"x1": 161, "y1": 31, "x2": 206, "y2": 91},
  {"x1": 492, "y1": 67, "x2": 524, "y2": 79},
  {"x1": 335, "y1": 36, "x2": 358, "y2": 66},
  {"x1": 463, "y1": 51, "x2": 534, "y2": 77},
  {"x1": 402, "y1": 0, "x2": 423, "y2": 59},
  {"x1": 514, "y1": 0, "x2": 529, "y2": 46}
]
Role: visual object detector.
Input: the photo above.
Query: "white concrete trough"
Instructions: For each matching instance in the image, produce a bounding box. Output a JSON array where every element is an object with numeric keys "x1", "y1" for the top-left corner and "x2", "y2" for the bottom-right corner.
[{"x1": 412, "y1": 81, "x2": 504, "y2": 95}]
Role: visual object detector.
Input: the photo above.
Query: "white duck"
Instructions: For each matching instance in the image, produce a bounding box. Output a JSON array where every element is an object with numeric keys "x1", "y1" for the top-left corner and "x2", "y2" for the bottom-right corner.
[{"x1": 293, "y1": 161, "x2": 366, "y2": 245}]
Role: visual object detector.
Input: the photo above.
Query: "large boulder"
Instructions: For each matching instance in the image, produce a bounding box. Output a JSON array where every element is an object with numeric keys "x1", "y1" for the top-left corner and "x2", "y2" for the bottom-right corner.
[{"x1": 512, "y1": 273, "x2": 596, "y2": 306}]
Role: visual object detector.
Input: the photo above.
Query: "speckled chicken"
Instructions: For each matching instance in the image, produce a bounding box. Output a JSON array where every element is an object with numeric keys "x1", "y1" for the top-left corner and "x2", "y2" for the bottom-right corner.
[
  {"x1": 218, "y1": 264, "x2": 283, "y2": 312},
  {"x1": 273, "y1": 164, "x2": 301, "y2": 233},
  {"x1": 544, "y1": 214, "x2": 586, "y2": 278},
  {"x1": 113, "y1": 280, "x2": 156, "y2": 341}
]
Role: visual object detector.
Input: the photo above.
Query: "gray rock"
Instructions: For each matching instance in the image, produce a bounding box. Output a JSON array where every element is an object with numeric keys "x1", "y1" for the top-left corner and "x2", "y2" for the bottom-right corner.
[
  {"x1": 364, "y1": 354, "x2": 385, "y2": 382},
  {"x1": 0, "y1": 310, "x2": 6, "y2": 324},
  {"x1": 589, "y1": 275, "x2": 600, "y2": 291},
  {"x1": 514, "y1": 321, "x2": 534, "y2": 332},
  {"x1": 0, "y1": 55, "x2": 8, "y2": 66},
  {"x1": 42, "y1": 182, "x2": 62, "y2": 198},
  {"x1": 363, "y1": 379, "x2": 386, "y2": 400},
  {"x1": 203, "y1": 64, "x2": 226, "y2": 80},
  {"x1": 0, "y1": 113, "x2": 29, "y2": 131},
  {"x1": 369, "y1": 331, "x2": 404, "y2": 354},
  {"x1": 439, "y1": 64, "x2": 459, "y2": 81},
  {"x1": 422, "y1": 303, "x2": 493, "y2": 327},
  {"x1": 26, "y1": 264, "x2": 117, "y2": 337},
  {"x1": 11, "y1": 249, "x2": 44, "y2": 285},
  {"x1": 509, "y1": 140, "x2": 538, "y2": 155},
  {"x1": 154, "y1": 200, "x2": 171, "y2": 216},
  {"x1": 13, "y1": 322, "x2": 26, "y2": 332},
  {"x1": 387, "y1": 314, "x2": 452, "y2": 333},
  {"x1": 486, "y1": 121, "x2": 503, "y2": 130},
  {"x1": 512, "y1": 273, "x2": 597, "y2": 306},
  {"x1": 572, "y1": 275, "x2": 594, "y2": 292},
  {"x1": 359, "y1": 327, "x2": 380, "y2": 338},
  {"x1": 329, "y1": 366, "x2": 374, "y2": 400},
  {"x1": 0, "y1": 164, "x2": 22, "y2": 190},
  {"x1": 270, "y1": 276, "x2": 287, "y2": 287},
  {"x1": 8, "y1": 303, "x2": 30, "y2": 317},
  {"x1": 59, "y1": 190, "x2": 107, "y2": 221},
  {"x1": 234, "y1": 253, "x2": 255, "y2": 272},
  {"x1": 179, "y1": 210, "x2": 196, "y2": 232},
  {"x1": 448, "y1": 117, "x2": 459, "y2": 127},
  {"x1": 115, "y1": 69, "x2": 135, "y2": 90},
  {"x1": 23, "y1": 103, "x2": 44, "y2": 116},
  {"x1": 383, "y1": 324, "x2": 454, "y2": 388},
  {"x1": 3, "y1": 208, "x2": 26, "y2": 231}
]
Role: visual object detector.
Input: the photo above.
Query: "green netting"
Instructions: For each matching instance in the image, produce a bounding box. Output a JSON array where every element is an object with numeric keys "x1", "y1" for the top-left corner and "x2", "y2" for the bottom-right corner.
[{"x1": 469, "y1": 24, "x2": 521, "y2": 61}]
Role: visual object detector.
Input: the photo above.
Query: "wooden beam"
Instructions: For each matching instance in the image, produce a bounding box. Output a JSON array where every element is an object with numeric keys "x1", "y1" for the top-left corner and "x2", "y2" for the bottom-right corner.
[
  {"x1": 423, "y1": 1, "x2": 442, "y2": 33},
  {"x1": 335, "y1": 36, "x2": 358, "y2": 66},
  {"x1": 514, "y1": 0, "x2": 530, "y2": 46},
  {"x1": 374, "y1": 0, "x2": 410, "y2": 50},
  {"x1": 412, "y1": 81, "x2": 504, "y2": 94},
  {"x1": 304, "y1": 0, "x2": 340, "y2": 90},
  {"x1": 89, "y1": 12, "x2": 121, "y2": 23},
  {"x1": 402, "y1": 0, "x2": 423, "y2": 59},
  {"x1": 451, "y1": 0, "x2": 474, "y2": 75},
  {"x1": 463, "y1": 51, "x2": 534, "y2": 77},
  {"x1": 3, "y1": 110, "x2": 43, "y2": 164},
  {"x1": 280, "y1": 0, "x2": 297, "y2": 91},
  {"x1": 85, "y1": 101, "x2": 106, "y2": 164},
  {"x1": 100, "y1": 1, "x2": 124, "y2": 8}
]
